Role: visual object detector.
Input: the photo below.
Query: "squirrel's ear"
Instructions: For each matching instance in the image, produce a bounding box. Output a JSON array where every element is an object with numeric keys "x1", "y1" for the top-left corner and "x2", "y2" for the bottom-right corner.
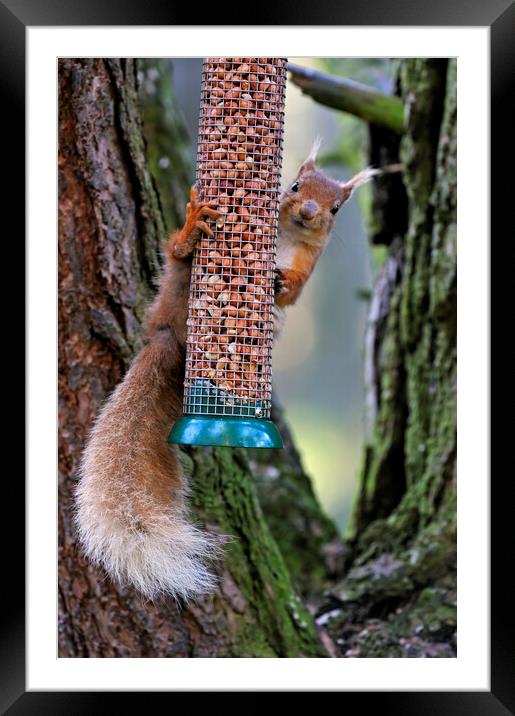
[
  {"x1": 298, "y1": 136, "x2": 322, "y2": 175},
  {"x1": 339, "y1": 166, "x2": 380, "y2": 200}
]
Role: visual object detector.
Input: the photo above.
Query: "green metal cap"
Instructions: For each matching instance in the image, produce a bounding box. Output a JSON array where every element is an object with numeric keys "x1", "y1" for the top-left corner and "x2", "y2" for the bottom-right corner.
[{"x1": 168, "y1": 415, "x2": 284, "y2": 449}]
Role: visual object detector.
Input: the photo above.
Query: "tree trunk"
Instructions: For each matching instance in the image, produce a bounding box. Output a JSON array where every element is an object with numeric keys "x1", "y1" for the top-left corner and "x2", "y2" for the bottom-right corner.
[
  {"x1": 58, "y1": 58, "x2": 337, "y2": 657},
  {"x1": 321, "y1": 59, "x2": 457, "y2": 657}
]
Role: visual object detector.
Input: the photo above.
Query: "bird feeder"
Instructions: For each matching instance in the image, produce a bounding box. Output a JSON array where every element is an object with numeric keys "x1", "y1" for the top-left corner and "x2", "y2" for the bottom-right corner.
[{"x1": 169, "y1": 57, "x2": 286, "y2": 449}]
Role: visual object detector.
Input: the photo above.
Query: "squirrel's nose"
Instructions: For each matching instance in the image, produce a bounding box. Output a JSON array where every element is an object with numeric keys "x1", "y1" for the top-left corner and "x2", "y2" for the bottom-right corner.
[{"x1": 299, "y1": 200, "x2": 319, "y2": 220}]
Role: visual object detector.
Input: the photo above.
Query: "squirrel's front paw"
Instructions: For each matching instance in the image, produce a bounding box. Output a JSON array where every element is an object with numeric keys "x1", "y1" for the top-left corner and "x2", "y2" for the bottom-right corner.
[
  {"x1": 171, "y1": 187, "x2": 224, "y2": 260},
  {"x1": 185, "y1": 185, "x2": 222, "y2": 239},
  {"x1": 274, "y1": 269, "x2": 288, "y2": 295}
]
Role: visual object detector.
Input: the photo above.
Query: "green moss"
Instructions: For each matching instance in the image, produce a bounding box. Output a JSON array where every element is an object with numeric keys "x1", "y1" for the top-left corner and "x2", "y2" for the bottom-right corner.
[
  {"x1": 188, "y1": 445, "x2": 326, "y2": 657},
  {"x1": 331, "y1": 60, "x2": 456, "y2": 657},
  {"x1": 138, "y1": 59, "x2": 195, "y2": 232}
]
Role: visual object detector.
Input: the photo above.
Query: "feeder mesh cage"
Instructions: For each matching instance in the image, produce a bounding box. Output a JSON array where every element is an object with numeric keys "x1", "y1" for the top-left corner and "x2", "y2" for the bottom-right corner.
[{"x1": 182, "y1": 57, "x2": 287, "y2": 423}]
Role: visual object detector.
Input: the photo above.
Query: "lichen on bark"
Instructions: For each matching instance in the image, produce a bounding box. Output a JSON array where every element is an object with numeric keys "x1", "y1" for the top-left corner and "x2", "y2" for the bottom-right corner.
[
  {"x1": 59, "y1": 56, "x2": 456, "y2": 659},
  {"x1": 322, "y1": 59, "x2": 457, "y2": 658}
]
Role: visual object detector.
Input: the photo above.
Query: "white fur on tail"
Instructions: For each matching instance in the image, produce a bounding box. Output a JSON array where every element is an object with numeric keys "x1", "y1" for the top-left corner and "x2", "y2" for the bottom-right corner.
[
  {"x1": 75, "y1": 482, "x2": 218, "y2": 601},
  {"x1": 75, "y1": 367, "x2": 220, "y2": 602}
]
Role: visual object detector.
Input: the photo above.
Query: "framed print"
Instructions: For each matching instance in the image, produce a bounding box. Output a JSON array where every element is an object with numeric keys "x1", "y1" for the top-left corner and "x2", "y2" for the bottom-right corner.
[{"x1": 6, "y1": 0, "x2": 509, "y2": 708}]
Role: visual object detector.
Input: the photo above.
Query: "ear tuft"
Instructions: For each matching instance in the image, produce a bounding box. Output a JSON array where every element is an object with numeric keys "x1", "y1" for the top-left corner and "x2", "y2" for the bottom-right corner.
[
  {"x1": 299, "y1": 136, "x2": 322, "y2": 174},
  {"x1": 339, "y1": 166, "x2": 381, "y2": 199},
  {"x1": 307, "y1": 136, "x2": 322, "y2": 164}
]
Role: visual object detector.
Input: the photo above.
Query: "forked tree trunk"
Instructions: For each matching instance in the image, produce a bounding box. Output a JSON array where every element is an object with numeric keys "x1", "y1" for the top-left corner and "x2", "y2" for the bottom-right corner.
[
  {"x1": 58, "y1": 57, "x2": 456, "y2": 659},
  {"x1": 58, "y1": 58, "x2": 338, "y2": 657}
]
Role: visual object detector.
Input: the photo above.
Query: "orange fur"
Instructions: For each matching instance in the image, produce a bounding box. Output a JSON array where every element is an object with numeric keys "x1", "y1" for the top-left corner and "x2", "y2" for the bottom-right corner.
[
  {"x1": 275, "y1": 164, "x2": 346, "y2": 308},
  {"x1": 76, "y1": 189, "x2": 224, "y2": 601},
  {"x1": 275, "y1": 245, "x2": 321, "y2": 307},
  {"x1": 275, "y1": 152, "x2": 399, "y2": 309},
  {"x1": 76, "y1": 151, "x2": 396, "y2": 600}
]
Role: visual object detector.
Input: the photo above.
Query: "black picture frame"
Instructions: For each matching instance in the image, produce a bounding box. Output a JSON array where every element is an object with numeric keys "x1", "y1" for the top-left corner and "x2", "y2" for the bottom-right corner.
[{"x1": 7, "y1": 0, "x2": 509, "y2": 710}]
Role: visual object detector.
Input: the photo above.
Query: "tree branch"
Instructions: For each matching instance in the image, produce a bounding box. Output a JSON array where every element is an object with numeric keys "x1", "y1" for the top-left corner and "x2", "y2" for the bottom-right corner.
[{"x1": 287, "y1": 63, "x2": 405, "y2": 134}]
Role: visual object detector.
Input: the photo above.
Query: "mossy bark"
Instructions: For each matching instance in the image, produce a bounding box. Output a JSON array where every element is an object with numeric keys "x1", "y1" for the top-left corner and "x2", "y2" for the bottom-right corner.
[
  {"x1": 137, "y1": 62, "x2": 342, "y2": 601},
  {"x1": 322, "y1": 59, "x2": 457, "y2": 657},
  {"x1": 58, "y1": 58, "x2": 333, "y2": 657},
  {"x1": 138, "y1": 59, "x2": 194, "y2": 230}
]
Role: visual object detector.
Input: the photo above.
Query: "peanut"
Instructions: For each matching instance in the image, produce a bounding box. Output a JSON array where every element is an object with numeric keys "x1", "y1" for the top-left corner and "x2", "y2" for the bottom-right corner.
[{"x1": 184, "y1": 57, "x2": 286, "y2": 407}]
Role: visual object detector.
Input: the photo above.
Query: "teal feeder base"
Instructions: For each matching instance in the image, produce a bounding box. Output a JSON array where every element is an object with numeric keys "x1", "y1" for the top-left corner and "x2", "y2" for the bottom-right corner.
[
  {"x1": 168, "y1": 415, "x2": 284, "y2": 449},
  {"x1": 168, "y1": 379, "x2": 283, "y2": 448}
]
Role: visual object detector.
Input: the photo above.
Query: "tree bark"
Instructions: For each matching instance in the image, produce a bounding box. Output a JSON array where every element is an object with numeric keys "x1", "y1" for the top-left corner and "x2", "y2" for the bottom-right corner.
[
  {"x1": 59, "y1": 57, "x2": 456, "y2": 659},
  {"x1": 320, "y1": 59, "x2": 457, "y2": 657},
  {"x1": 58, "y1": 58, "x2": 336, "y2": 657}
]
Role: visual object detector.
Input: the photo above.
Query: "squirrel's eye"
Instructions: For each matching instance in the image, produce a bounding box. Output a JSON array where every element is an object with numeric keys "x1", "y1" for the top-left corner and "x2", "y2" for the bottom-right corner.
[
  {"x1": 330, "y1": 203, "x2": 341, "y2": 215},
  {"x1": 291, "y1": 181, "x2": 300, "y2": 192}
]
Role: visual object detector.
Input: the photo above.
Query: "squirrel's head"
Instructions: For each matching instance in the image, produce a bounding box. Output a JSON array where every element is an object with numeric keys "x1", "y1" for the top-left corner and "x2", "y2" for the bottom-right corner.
[{"x1": 279, "y1": 138, "x2": 380, "y2": 245}]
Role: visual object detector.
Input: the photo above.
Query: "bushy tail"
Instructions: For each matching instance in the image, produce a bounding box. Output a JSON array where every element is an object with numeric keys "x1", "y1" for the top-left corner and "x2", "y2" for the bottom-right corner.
[{"x1": 75, "y1": 336, "x2": 221, "y2": 601}]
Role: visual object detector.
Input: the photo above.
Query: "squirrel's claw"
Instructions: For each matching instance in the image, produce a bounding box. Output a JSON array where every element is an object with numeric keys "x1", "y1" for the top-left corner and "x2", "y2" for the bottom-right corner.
[
  {"x1": 198, "y1": 206, "x2": 222, "y2": 221},
  {"x1": 196, "y1": 220, "x2": 214, "y2": 239},
  {"x1": 186, "y1": 185, "x2": 222, "y2": 224}
]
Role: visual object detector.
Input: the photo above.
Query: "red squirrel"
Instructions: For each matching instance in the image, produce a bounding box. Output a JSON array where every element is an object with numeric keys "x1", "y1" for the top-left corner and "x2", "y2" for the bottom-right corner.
[{"x1": 76, "y1": 140, "x2": 392, "y2": 600}]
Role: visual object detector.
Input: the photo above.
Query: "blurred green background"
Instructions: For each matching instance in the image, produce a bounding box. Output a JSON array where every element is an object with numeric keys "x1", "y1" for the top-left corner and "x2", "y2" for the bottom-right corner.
[{"x1": 165, "y1": 58, "x2": 397, "y2": 531}]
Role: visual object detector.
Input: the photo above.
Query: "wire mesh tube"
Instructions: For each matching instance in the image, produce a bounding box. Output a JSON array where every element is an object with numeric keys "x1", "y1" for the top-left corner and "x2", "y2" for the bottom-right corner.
[{"x1": 169, "y1": 58, "x2": 286, "y2": 448}]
